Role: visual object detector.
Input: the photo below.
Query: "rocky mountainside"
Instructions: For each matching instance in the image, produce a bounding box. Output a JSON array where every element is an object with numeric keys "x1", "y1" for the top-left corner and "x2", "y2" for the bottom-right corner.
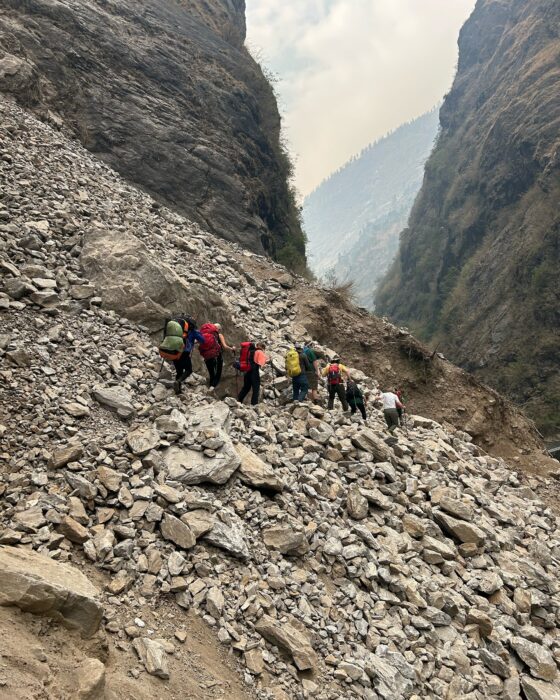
[
  {"x1": 0, "y1": 0, "x2": 306, "y2": 269},
  {"x1": 376, "y1": 0, "x2": 560, "y2": 438},
  {"x1": 303, "y1": 109, "x2": 439, "y2": 307},
  {"x1": 2, "y1": 97, "x2": 560, "y2": 699}
]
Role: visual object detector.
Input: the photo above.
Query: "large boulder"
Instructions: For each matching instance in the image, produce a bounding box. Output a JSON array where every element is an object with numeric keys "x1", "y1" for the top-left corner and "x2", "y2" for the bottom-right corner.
[
  {"x1": 0, "y1": 546, "x2": 102, "y2": 637},
  {"x1": 162, "y1": 405, "x2": 240, "y2": 485},
  {"x1": 82, "y1": 229, "x2": 230, "y2": 333}
]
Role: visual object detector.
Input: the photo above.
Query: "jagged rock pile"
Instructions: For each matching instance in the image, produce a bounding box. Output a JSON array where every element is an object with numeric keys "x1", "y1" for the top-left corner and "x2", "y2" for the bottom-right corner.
[{"x1": 1, "y1": 97, "x2": 560, "y2": 700}]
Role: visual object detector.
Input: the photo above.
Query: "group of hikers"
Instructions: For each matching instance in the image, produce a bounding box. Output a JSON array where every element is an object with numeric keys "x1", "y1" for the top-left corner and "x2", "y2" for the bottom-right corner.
[{"x1": 158, "y1": 316, "x2": 407, "y2": 431}]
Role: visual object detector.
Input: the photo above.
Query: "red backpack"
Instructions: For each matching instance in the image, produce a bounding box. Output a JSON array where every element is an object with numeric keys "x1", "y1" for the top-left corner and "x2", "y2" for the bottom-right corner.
[
  {"x1": 327, "y1": 363, "x2": 342, "y2": 385},
  {"x1": 236, "y1": 342, "x2": 255, "y2": 372},
  {"x1": 198, "y1": 323, "x2": 222, "y2": 360}
]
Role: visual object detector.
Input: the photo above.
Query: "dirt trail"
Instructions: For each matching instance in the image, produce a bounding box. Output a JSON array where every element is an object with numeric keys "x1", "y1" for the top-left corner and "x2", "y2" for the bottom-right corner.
[{"x1": 0, "y1": 566, "x2": 254, "y2": 700}]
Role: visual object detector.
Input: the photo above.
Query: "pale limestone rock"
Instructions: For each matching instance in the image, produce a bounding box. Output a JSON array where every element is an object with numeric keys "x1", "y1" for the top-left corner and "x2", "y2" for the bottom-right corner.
[
  {"x1": 160, "y1": 514, "x2": 196, "y2": 550},
  {"x1": 0, "y1": 545, "x2": 102, "y2": 637},
  {"x1": 256, "y1": 614, "x2": 317, "y2": 671}
]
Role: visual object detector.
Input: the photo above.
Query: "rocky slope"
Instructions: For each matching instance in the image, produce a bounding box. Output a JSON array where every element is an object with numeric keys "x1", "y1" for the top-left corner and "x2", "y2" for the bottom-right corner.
[
  {"x1": 2, "y1": 97, "x2": 560, "y2": 699},
  {"x1": 0, "y1": 0, "x2": 306, "y2": 268},
  {"x1": 303, "y1": 109, "x2": 439, "y2": 308},
  {"x1": 375, "y1": 0, "x2": 560, "y2": 438}
]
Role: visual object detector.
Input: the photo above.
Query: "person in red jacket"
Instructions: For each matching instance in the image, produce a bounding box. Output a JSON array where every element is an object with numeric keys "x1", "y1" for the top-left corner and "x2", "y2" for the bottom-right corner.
[
  {"x1": 237, "y1": 342, "x2": 268, "y2": 406},
  {"x1": 198, "y1": 322, "x2": 235, "y2": 391}
]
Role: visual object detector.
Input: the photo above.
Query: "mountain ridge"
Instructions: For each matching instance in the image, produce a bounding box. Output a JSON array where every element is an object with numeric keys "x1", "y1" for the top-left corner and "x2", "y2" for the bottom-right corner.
[
  {"x1": 303, "y1": 109, "x2": 439, "y2": 307},
  {"x1": 0, "y1": 0, "x2": 306, "y2": 269},
  {"x1": 376, "y1": 0, "x2": 560, "y2": 437}
]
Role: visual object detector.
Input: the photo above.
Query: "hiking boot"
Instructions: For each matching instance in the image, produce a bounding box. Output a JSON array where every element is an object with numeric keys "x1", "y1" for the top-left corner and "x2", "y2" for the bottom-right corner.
[
  {"x1": 208, "y1": 386, "x2": 215, "y2": 393},
  {"x1": 173, "y1": 380, "x2": 182, "y2": 395}
]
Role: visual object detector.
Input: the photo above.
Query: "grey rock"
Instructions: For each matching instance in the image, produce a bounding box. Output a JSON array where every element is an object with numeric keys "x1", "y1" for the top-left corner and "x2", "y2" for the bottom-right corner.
[
  {"x1": 92, "y1": 386, "x2": 135, "y2": 419},
  {"x1": 262, "y1": 527, "x2": 309, "y2": 556},
  {"x1": 256, "y1": 614, "x2": 318, "y2": 671},
  {"x1": 126, "y1": 425, "x2": 160, "y2": 456},
  {"x1": 0, "y1": 546, "x2": 102, "y2": 637},
  {"x1": 160, "y1": 514, "x2": 196, "y2": 550},
  {"x1": 521, "y1": 676, "x2": 560, "y2": 700},
  {"x1": 203, "y1": 510, "x2": 249, "y2": 560},
  {"x1": 133, "y1": 637, "x2": 169, "y2": 679},
  {"x1": 346, "y1": 484, "x2": 369, "y2": 520},
  {"x1": 511, "y1": 637, "x2": 557, "y2": 681},
  {"x1": 235, "y1": 442, "x2": 284, "y2": 493}
]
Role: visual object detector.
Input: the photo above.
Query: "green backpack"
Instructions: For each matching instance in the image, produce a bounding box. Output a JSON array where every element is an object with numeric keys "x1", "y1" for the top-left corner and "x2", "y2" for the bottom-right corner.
[{"x1": 159, "y1": 320, "x2": 185, "y2": 361}]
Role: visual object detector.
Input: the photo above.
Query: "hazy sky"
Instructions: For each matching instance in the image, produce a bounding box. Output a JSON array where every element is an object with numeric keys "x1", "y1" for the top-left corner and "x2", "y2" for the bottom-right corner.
[{"x1": 246, "y1": 0, "x2": 477, "y2": 196}]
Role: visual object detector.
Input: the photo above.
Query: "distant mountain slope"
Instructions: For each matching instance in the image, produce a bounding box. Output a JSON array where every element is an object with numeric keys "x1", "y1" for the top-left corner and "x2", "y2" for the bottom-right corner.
[
  {"x1": 0, "y1": 0, "x2": 305, "y2": 268},
  {"x1": 376, "y1": 0, "x2": 560, "y2": 438},
  {"x1": 303, "y1": 109, "x2": 439, "y2": 307}
]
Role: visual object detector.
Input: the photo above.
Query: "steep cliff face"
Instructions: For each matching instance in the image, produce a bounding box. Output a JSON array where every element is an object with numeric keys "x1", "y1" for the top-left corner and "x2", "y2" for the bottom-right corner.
[
  {"x1": 303, "y1": 110, "x2": 439, "y2": 308},
  {"x1": 0, "y1": 0, "x2": 305, "y2": 267},
  {"x1": 376, "y1": 0, "x2": 560, "y2": 437}
]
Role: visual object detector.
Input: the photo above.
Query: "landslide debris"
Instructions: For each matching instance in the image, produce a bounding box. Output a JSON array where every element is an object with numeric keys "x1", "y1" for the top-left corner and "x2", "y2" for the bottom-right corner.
[
  {"x1": 1, "y1": 98, "x2": 560, "y2": 699},
  {"x1": 0, "y1": 0, "x2": 306, "y2": 267}
]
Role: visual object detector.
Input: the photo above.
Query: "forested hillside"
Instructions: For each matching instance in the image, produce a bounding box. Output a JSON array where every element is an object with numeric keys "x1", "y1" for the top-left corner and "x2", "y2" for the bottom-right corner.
[
  {"x1": 376, "y1": 0, "x2": 560, "y2": 438},
  {"x1": 303, "y1": 109, "x2": 439, "y2": 307}
]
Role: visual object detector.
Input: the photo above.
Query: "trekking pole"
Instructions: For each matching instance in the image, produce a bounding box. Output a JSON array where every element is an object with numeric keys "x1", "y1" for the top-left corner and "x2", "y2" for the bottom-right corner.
[{"x1": 270, "y1": 363, "x2": 279, "y2": 408}]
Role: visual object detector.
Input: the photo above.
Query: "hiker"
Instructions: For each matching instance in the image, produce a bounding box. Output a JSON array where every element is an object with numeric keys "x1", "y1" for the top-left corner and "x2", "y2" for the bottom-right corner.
[
  {"x1": 198, "y1": 322, "x2": 235, "y2": 391},
  {"x1": 237, "y1": 341, "x2": 268, "y2": 406},
  {"x1": 346, "y1": 378, "x2": 367, "y2": 419},
  {"x1": 285, "y1": 344, "x2": 312, "y2": 402},
  {"x1": 322, "y1": 357, "x2": 350, "y2": 411},
  {"x1": 379, "y1": 389, "x2": 405, "y2": 433},
  {"x1": 162, "y1": 317, "x2": 205, "y2": 395},
  {"x1": 396, "y1": 387, "x2": 405, "y2": 425},
  {"x1": 303, "y1": 341, "x2": 324, "y2": 403}
]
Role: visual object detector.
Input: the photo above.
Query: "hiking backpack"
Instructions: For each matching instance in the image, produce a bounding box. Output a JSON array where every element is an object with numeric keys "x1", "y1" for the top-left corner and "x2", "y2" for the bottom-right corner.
[
  {"x1": 159, "y1": 320, "x2": 185, "y2": 362},
  {"x1": 198, "y1": 323, "x2": 221, "y2": 360},
  {"x1": 235, "y1": 342, "x2": 255, "y2": 373},
  {"x1": 285, "y1": 348, "x2": 302, "y2": 378},
  {"x1": 327, "y1": 363, "x2": 342, "y2": 385}
]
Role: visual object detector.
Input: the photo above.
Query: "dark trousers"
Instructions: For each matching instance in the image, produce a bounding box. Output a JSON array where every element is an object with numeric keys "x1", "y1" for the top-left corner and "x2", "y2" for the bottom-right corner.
[
  {"x1": 238, "y1": 367, "x2": 261, "y2": 405},
  {"x1": 173, "y1": 353, "x2": 193, "y2": 381},
  {"x1": 350, "y1": 402, "x2": 366, "y2": 419},
  {"x1": 292, "y1": 374, "x2": 309, "y2": 402},
  {"x1": 328, "y1": 384, "x2": 348, "y2": 410},
  {"x1": 384, "y1": 408, "x2": 399, "y2": 432},
  {"x1": 205, "y1": 354, "x2": 223, "y2": 388}
]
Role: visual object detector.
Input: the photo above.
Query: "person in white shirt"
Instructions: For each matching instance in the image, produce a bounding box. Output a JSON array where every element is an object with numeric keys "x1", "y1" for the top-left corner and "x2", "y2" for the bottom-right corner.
[{"x1": 379, "y1": 390, "x2": 405, "y2": 433}]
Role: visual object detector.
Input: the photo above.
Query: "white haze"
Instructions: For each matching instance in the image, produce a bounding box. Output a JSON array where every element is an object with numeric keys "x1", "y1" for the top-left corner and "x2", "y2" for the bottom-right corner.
[{"x1": 246, "y1": 0, "x2": 477, "y2": 196}]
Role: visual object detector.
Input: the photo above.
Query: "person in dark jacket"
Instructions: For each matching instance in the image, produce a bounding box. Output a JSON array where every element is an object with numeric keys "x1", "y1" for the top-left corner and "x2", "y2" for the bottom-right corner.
[
  {"x1": 292, "y1": 344, "x2": 312, "y2": 402},
  {"x1": 238, "y1": 342, "x2": 268, "y2": 406},
  {"x1": 346, "y1": 379, "x2": 366, "y2": 419},
  {"x1": 173, "y1": 319, "x2": 205, "y2": 395}
]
